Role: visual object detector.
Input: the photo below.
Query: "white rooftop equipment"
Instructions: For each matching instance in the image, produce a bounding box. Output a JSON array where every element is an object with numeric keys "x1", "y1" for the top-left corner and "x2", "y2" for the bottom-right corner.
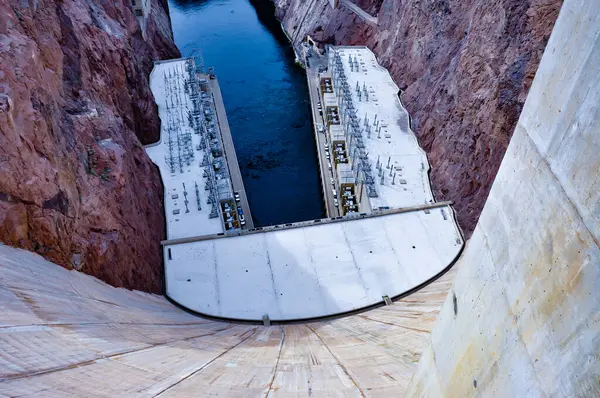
[
  {"x1": 327, "y1": 46, "x2": 435, "y2": 211},
  {"x1": 146, "y1": 58, "x2": 236, "y2": 239}
]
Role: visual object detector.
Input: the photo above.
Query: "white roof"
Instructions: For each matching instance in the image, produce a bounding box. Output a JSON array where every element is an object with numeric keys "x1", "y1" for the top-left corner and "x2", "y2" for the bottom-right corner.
[
  {"x1": 164, "y1": 207, "x2": 462, "y2": 321},
  {"x1": 332, "y1": 46, "x2": 435, "y2": 209},
  {"x1": 336, "y1": 162, "x2": 355, "y2": 184},
  {"x1": 323, "y1": 92, "x2": 338, "y2": 107},
  {"x1": 146, "y1": 59, "x2": 224, "y2": 239},
  {"x1": 330, "y1": 124, "x2": 345, "y2": 140}
]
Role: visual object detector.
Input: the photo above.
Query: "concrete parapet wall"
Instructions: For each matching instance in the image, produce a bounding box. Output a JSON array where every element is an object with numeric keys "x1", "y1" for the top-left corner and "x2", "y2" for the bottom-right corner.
[{"x1": 406, "y1": 0, "x2": 600, "y2": 395}]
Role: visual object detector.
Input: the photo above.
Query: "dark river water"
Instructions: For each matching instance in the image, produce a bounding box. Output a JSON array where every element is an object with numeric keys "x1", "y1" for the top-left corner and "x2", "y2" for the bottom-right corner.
[{"x1": 168, "y1": 0, "x2": 325, "y2": 226}]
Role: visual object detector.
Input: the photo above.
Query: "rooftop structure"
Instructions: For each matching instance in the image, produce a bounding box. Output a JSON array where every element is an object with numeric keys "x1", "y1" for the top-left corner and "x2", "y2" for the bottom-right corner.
[
  {"x1": 164, "y1": 204, "x2": 463, "y2": 321},
  {"x1": 324, "y1": 46, "x2": 435, "y2": 212},
  {"x1": 130, "y1": 0, "x2": 150, "y2": 36},
  {"x1": 146, "y1": 58, "x2": 247, "y2": 239}
]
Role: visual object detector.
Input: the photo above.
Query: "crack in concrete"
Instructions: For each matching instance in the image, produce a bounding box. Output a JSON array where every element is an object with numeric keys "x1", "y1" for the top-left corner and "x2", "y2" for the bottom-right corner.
[
  {"x1": 306, "y1": 324, "x2": 366, "y2": 397},
  {"x1": 1, "y1": 324, "x2": 237, "y2": 382},
  {"x1": 356, "y1": 314, "x2": 431, "y2": 333},
  {"x1": 0, "y1": 321, "x2": 214, "y2": 330},
  {"x1": 152, "y1": 327, "x2": 258, "y2": 397},
  {"x1": 265, "y1": 326, "x2": 286, "y2": 397}
]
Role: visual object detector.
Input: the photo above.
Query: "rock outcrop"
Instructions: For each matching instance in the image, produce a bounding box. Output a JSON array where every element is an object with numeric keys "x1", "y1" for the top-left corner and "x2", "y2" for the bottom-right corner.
[
  {"x1": 0, "y1": 0, "x2": 179, "y2": 292},
  {"x1": 273, "y1": 0, "x2": 561, "y2": 235}
]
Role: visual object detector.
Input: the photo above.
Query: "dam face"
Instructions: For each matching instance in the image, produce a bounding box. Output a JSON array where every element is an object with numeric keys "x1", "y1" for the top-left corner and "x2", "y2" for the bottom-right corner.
[{"x1": 0, "y1": 243, "x2": 455, "y2": 395}]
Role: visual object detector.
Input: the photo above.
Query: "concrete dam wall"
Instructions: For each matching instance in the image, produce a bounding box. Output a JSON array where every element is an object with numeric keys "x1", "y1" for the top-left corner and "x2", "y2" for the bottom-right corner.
[
  {"x1": 406, "y1": 0, "x2": 600, "y2": 395},
  {"x1": 0, "y1": 243, "x2": 456, "y2": 395}
]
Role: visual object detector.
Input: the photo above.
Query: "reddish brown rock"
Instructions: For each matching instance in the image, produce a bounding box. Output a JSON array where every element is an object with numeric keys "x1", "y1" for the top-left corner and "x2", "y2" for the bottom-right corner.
[
  {"x1": 274, "y1": 0, "x2": 561, "y2": 236},
  {"x1": 0, "y1": 0, "x2": 179, "y2": 292}
]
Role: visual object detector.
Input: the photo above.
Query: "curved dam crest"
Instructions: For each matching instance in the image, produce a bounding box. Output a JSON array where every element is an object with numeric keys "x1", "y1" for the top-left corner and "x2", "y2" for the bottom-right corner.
[{"x1": 162, "y1": 206, "x2": 463, "y2": 322}]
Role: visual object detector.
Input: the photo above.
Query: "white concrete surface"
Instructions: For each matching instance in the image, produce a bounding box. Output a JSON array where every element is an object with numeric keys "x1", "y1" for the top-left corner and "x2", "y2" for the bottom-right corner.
[
  {"x1": 165, "y1": 205, "x2": 463, "y2": 321},
  {"x1": 327, "y1": 46, "x2": 435, "y2": 210},
  {"x1": 146, "y1": 59, "x2": 226, "y2": 239},
  {"x1": 0, "y1": 242, "x2": 456, "y2": 396},
  {"x1": 340, "y1": 0, "x2": 378, "y2": 26},
  {"x1": 407, "y1": 0, "x2": 600, "y2": 395}
]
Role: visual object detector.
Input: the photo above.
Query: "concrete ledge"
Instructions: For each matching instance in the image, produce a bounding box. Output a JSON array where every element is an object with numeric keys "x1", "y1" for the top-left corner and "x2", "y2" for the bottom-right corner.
[{"x1": 161, "y1": 201, "x2": 455, "y2": 246}]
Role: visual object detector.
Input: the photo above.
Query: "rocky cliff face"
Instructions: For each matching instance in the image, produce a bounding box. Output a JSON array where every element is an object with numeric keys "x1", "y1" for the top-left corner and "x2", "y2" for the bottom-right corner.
[
  {"x1": 0, "y1": 0, "x2": 179, "y2": 292},
  {"x1": 273, "y1": 0, "x2": 561, "y2": 235}
]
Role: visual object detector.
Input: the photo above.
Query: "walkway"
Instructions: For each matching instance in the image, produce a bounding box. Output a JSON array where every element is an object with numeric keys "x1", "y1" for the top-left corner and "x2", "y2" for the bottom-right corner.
[{"x1": 340, "y1": 0, "x2": 378, "y2": 26}]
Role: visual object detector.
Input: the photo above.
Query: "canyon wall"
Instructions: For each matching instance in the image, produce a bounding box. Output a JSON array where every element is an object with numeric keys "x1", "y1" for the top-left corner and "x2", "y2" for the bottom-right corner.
[
  {"x1": 406, "y1": 0, "x2": 600, "y2": 394},
  {"x1": 0, "y1": 0, "x2": 179, "y2": 292},
  {"x1": 273, "y1": 0, "x2": 561, "y2": 235}
]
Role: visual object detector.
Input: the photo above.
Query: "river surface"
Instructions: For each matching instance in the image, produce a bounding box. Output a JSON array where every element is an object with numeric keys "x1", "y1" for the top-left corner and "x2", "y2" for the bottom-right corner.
[{"x1": 168, "y1": 0, "x2": 325, "y2": 226}]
